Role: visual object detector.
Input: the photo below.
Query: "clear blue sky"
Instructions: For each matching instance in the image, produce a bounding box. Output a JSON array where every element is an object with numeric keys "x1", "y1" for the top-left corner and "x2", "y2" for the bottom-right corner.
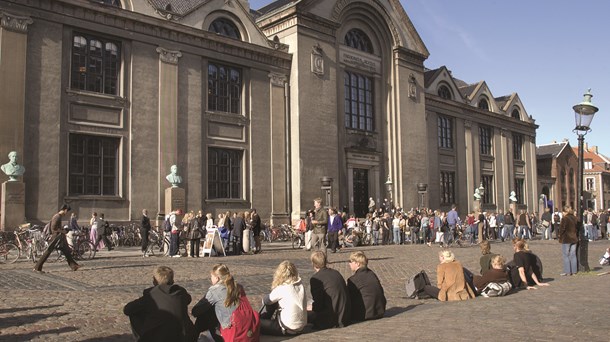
[{"x1": 250, "y1": 0, "x2": 610, "y2": 154}]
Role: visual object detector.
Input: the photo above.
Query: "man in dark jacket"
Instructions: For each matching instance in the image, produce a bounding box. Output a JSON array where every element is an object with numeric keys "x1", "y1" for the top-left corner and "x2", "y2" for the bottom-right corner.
[
  {"x1": 347, "y1": 251, "x2": 386, "y2": 322},
  {"x1": 250, "y1": 208, "x2": 262, "y2": 254},
  {"x1": 123, "y1": 266, "x2": 196, "y2": 342},
  {"x1": 34, "y1": 204, "x2": 79, "y2": 272},
  {"x1": 308, "y1": 251, "x2": 350, "y2": 329}
]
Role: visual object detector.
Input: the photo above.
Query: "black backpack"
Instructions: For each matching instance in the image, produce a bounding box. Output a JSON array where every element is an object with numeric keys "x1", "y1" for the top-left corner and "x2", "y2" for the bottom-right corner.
[
  {"x1": 164, "y1": 218, "x2": 172, "y2": 232},
  {"x1": 405, "y1": 270, "x2": 431, "y2": 299}
]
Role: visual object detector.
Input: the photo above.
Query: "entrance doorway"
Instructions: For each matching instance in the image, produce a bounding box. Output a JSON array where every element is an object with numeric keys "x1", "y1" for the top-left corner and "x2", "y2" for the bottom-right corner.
[{"x1": 353, "y1": 168, "x2": 369, "y2": 217}]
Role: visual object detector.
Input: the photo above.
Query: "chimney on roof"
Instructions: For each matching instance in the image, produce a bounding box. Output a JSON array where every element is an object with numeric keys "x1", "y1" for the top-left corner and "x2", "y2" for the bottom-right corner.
[
  {"x1": 592, "y1": 146, "x2": 599, "y2": 154},
  {"x1": 584, "y1": 142, "x2": 589, "y2": 151}
]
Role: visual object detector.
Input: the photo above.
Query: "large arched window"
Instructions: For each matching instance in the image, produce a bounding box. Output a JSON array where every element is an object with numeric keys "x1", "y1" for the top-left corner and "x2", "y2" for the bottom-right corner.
[
  {"x1": 344, "y1": 29, "x2": 373, "y2": 53},
  {"x1": 438, "y1": 85, "x2": 452, "y2": 100},
  {"x1": 209, "y1": 18, "x2": 241, "y2": 40},
  {"x1": 511, "y1": 109, "x2": 520, "y2": 120},
  {"x1": 478, "y1": 98, "x2": 489, "y2": 110}
]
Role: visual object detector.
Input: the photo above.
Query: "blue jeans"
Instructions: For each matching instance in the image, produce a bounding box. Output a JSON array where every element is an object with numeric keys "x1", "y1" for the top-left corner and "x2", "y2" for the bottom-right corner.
[
  {"x1": 585, "y1": 224, "x2": 595, "y2": 240},
  {"x1": 562, "y1": 243, "x2": 577, "y2": 274},
  {"x1": 372, "y1": 230, "x2": 379, "y2": 245},
  {"x1": 518, "y1": 225, "x2": 530, "y2": 239},
  {"x1": 393, "y1": 227, "x2": 401, "y2": 245},
  {"x1": 503, "y1": 224, "x2": 514, "y2": 240}
]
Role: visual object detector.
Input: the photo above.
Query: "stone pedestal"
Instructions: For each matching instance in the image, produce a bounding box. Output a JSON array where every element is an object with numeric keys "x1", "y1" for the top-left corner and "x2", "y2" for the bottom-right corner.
[
  {"x1": 165, "y1": 187, "x2": 185, "y2": 215},
  {"x1": 1, "y1": 181, "x2": 25, "y2": 231}
]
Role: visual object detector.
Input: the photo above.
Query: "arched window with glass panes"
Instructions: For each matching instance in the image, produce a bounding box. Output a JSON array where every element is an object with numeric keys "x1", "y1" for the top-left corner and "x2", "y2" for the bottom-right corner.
[
  {"x1": 438, "y1": 85, "x2": 452, "y2": 100},
  {"x1": 511, "y1": 109, "x2": 520, "y2": 120},
  {"x1": 343, "y1": 29, "x2": 374, "y2": 132},
  {"x1": 478, "y1": 98, "x2": 489, "y2": 110},
  {"x1": 209, "y1": 18, "x2": 241, "y2": 40}
]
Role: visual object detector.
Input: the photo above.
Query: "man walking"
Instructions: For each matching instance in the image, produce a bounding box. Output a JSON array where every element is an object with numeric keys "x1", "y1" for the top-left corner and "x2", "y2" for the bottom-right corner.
[
  {"x1": 310, "y1": 198, "x2": 328, "y2": 254},
  {"x1": 446, "y1": 205, "x2": 460, "y2": 244},
  {"x1": 34, "y1": 204, "x2": 80, "y2": 272},
  {"x1": 141, "y1": 209, "x2": 152, "y2": 257},
  {"x1": 251, "y1": 208, "x2": 262, "y2": 254}
]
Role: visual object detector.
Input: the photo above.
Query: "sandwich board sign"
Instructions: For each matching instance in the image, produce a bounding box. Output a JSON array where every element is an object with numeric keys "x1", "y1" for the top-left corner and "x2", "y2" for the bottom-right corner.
[{"x1": 202, "y1": 227, "x2": 226, "y2": 257}]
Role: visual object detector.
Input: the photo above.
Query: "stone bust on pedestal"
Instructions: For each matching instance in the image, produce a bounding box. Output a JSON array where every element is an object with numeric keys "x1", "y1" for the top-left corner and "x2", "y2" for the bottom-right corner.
[
  {"x1": 509, "y1": 191, "x2": 518, "y2": 203},
  {"x1": 1, "y1": 151, "x2": 25, "y2": 182},
  {"x1": 165, "y1": 165, "x2": 182, "y2": 187}
]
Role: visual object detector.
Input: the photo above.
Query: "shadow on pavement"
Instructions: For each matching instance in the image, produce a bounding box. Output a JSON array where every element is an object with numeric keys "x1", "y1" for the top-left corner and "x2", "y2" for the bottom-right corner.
[
  {"x1": 0, "y1": 312, "x2": 68, "y2": 329},
  {"x1": 0, "y1": 326, "x2": 78, "y2": 340},
  {"x1": 80, "y1": 333, "x2": 134, "y2": 341},
  {"x1": 385, "y1": 304, "x2": 422, "y2": 317},
  {"x1": 87, "y1": 264, "x2": 152, "y2": 271},
  {"x1": 0, "y1": 304, "x2": 62, "y2": 314}
]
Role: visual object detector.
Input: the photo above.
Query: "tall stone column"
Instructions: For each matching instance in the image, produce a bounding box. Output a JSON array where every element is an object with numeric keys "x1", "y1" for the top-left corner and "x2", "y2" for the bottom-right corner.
[
  {"x1": 156, "y1": 47, "x2": 182, "y2": 215},
  {"x1": 0, "y1": 11, "x2": 32, "y2": 173},
  {"x1": 269, "y1": 72, "x2": 289, "y2": 223}
]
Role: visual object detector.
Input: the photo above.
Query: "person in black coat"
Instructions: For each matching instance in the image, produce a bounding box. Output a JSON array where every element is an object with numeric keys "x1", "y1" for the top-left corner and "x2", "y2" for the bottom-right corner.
[
  {"x1": 141, "y1": 209, "x2": 152, "y2": 257},
  {"x1": 308, "y1": 251, "x2": 350, "y2": 329},
  {"x1": 231, "y1": 212, "x2": 246, "y2": 255},
  {"x1": 123, "y1": 266, "x2": 196, "y2": 342},
  {"x1": 346, "y1": 251, "x2": 386, "y2": 322}
]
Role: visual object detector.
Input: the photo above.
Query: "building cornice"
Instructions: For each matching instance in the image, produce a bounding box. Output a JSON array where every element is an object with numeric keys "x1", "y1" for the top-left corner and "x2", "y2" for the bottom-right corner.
[{"x1": 5, "y1": 0, "x2": 291, "y2": 70}]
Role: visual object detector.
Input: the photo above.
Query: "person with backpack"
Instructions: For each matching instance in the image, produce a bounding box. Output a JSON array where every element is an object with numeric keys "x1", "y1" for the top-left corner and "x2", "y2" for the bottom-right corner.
[
  {"x1": 34, "y1": 204, "x2": 80, "y2": 272},
  {"x1": 420, "y1": 250, "x2": 475, "y2": 301},
  {"x1": 192, "y1": 264, "x2": 260, "y2": 341}
]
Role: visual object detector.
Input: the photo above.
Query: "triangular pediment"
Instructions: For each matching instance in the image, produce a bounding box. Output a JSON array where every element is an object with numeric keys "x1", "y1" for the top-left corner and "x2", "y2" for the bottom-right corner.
[
  {"x1": 424, "y1": 66, "x2": 464, "y2": 102},
  {"x1": 463, "y1": 81, "x2": 500, "y2": 113},
  {"x1": 499, "y1": 93, "x2": 532, "y2": 123},
  {"x1": 131, "y1": 0, "x2": 272, "y2": 47}
]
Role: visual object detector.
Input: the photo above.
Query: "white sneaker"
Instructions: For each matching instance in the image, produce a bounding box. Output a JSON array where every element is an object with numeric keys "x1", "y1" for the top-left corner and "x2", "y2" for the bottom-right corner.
[{"x1": 172, "y1": 255, "x2": 181, "y2": 258}]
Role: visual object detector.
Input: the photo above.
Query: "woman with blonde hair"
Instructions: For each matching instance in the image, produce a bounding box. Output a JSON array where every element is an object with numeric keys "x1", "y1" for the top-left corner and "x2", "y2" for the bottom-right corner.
[
  {"x1": 510, "y1": 239, "x2": 549, "y2": 289},
  {"x1": 192, "y1": 264, "x2": 259, "y2": 341},
  {"x1": 421, "y1": 250, "x2": 475, "y2": 301},
  {"x1": 260, "y1": 260, "x2": 307, "y2": 336}
]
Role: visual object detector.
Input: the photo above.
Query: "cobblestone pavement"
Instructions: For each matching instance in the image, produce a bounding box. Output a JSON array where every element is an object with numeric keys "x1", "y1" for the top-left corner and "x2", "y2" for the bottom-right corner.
[{"x1": 1, "y1": 239, "x2": 609, "y2": 341}]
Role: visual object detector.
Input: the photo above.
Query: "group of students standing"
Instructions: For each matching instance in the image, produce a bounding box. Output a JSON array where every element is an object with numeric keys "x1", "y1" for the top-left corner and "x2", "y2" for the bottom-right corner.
[
  {"x1": 123, "y1": 250, "x2": 386, "y2": 342},
  {"x1": 139, "y1": 208, "x2": 264, "y2": 258}
]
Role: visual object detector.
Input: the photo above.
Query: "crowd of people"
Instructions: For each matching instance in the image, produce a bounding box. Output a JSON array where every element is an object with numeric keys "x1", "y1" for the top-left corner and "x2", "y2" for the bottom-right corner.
[{"x1": 123, "y1": 250, "x2": 386, "y2": 341}]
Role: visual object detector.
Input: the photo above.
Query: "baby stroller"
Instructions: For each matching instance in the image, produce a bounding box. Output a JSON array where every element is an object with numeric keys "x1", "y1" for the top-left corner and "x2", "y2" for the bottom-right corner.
[{"x1": 599, "y1": 248, "x2": 610, "y2": 266}]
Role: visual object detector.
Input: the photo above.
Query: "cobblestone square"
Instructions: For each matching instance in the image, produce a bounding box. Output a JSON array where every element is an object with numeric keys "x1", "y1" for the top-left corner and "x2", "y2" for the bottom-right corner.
[{"x1": 1, "y1": 240, "x2": 609, "y2": 341}]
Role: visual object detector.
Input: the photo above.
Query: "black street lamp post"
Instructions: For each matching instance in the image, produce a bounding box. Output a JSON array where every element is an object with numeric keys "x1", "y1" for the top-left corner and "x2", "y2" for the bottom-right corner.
[{"x1": 573, "y1": 89, "x2": 599, "y2": 272}]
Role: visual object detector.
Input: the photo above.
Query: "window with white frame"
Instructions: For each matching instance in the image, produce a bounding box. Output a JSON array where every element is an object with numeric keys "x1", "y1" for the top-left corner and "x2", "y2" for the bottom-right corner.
[{"x1": 586, "y1": 177, "x2": 595, "y2": 191}]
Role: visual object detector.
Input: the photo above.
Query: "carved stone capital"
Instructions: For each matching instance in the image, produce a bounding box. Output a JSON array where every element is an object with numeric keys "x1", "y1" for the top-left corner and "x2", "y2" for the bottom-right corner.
[
  {"x1": 464, "y1": 120, "x2": 472, "y2": 128},
  {"x1": 0, "y1": 11, "x2": 33, "y2": 33},
  {"x1": 156, "y1": 47, "x2": 182, "y2": 65},
  {"x1": 269, "y1": 72, "x2": 287, "y2": 87}
]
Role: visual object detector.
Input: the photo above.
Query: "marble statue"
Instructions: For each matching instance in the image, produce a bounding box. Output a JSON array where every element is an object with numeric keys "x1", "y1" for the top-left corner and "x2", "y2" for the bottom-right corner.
[
  {"x1": 509, "y1": 191, "x2": 518, "y2": 203},
  {"x1": 1, "y1": 151, "x2": 25, "y2": 181},
  {"x1": 473, "y1": 187, "x2": 482, "y2": 201},
  {"x1": 165, "y1": 165, "x2": 182, "y2": 187}
]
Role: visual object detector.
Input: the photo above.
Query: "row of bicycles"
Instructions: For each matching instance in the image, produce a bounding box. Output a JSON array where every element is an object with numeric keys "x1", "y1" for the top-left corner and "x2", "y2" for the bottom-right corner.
[{"x1": 0, "y1": 225, "x2": 98, "y2": 264}]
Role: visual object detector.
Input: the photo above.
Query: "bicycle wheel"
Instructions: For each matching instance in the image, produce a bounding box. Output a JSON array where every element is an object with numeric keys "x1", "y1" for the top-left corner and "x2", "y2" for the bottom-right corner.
[
  {"x1": 0, "y1": 243, "x2": 20, "y2": 264},
  {"x1": 77, "y1": 242, "x2": 95, "y2": 260},
  {"x1": 292, "y1": 236, "x2": 302, "y2": 249}
]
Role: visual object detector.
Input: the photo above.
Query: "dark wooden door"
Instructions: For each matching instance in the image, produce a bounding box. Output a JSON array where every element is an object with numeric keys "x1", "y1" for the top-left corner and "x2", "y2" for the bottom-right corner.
[{"x1": 353, "y1": 168, "x2": 369, "y2": 218}]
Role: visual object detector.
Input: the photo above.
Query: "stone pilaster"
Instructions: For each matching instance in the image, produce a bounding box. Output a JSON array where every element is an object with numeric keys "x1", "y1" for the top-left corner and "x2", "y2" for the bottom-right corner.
[
  {"x1": 156, "y1": 47, "x2": 182, "y2": 214},
  {"x1": 0, "y1": 11, "x2": 32, "y2": 174},
  {"x1": 268, "y1": 72, "x2": 289, "y2": 223}
]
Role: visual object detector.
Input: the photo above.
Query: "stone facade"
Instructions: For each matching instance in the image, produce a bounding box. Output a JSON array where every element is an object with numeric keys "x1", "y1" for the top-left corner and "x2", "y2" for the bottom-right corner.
[{"x1": 0, "y1": 0, "x2": 538, "y2": 227}]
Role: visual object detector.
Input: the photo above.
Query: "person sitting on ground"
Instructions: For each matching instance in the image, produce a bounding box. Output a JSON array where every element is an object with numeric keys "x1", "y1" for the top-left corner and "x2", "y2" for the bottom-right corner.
[
  {"x1": 123, "y1": 266, "x2": 196, "y2": 342},
  {"x1": 421, "y1": 250, "x2": 475, "y2": 301},
  {"x1": 479, "y1": 240, "x2": 498, "y2": 275},
  {"x1": 473, "y1": 255, "x2": 510, "y2": 294},
  {"x1": 192, "y1": 264, "x2": 259, "y2": 342},
  {"x1": 260, "y1": 260, "x2": 307, "y2": 336},
  {"x1": 346, "y1": 251, "x2": 386, "y2": 322},
  {"x1": 308, "y1": 251, "x2": 351, "y2": 329},
  {"x1": 509, "y1": 239, "x2": 549, "y2": 290}
]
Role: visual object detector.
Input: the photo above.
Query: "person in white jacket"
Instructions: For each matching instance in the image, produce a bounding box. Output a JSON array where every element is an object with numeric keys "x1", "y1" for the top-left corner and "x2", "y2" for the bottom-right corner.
[{"x1": 260, "y1": 260, "x2": 307, "y2": 336}]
